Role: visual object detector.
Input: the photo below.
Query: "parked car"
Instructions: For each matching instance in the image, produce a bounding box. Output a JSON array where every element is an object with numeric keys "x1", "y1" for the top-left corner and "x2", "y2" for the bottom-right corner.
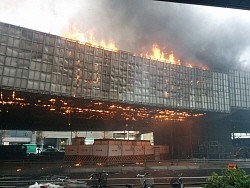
[{"x1": 40, "y1": 147, "x2": 64, "y2": 157}]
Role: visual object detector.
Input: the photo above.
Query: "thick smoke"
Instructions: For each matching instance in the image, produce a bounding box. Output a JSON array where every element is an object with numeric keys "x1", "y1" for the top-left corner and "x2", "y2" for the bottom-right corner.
[
  {"x1": 1, "y1": 0, "x2": 250, "y2": 71},
  {"x1": 70, "y1": 0, "x2": 250, "y2": 71}
]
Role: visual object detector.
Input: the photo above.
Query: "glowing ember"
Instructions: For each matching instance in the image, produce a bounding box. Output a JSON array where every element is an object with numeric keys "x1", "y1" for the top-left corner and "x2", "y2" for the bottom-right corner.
[
  {"x1": 63, "y1": 26, "x2": 118, "y2": 51},
  {"x1": 0, "y1": 91, "x2": 206, "y2": 122}
]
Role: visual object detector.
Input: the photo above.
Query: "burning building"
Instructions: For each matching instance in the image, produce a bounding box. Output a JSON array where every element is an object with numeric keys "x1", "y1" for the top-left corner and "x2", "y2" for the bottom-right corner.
[
  {"x1": 0, "y1": 21, "x2": 230, "y2": 113},
  {"x1": 1, "y1": 21, "x2": 250, "y2": 158}
]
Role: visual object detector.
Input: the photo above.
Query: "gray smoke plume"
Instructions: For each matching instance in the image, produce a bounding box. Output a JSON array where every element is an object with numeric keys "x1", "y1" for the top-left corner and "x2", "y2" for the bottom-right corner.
[
  {"x1": 69, "y1": 0, "x2": 250, "y2": 72},
  {"x1": 1, "y1": 0, "x2": 250, "y2": 71}
]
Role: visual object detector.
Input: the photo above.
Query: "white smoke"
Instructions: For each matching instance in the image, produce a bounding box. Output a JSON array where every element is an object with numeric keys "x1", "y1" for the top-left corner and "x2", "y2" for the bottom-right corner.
[
  {"x1": 1, "y1": 0, "x2": 250, "y2": 71},
  {"x1": 0, "y1": 0, "x2": 82, "y2": 35}
]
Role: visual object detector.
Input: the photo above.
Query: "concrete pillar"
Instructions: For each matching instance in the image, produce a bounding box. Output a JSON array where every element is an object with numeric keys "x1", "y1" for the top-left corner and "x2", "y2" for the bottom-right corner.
[
  {"x1": 30, "y1": 131, "x2": 36, "y2": 144},
  {"x1": 153, "y1": 122, "x2": 193, "y2": 159}
]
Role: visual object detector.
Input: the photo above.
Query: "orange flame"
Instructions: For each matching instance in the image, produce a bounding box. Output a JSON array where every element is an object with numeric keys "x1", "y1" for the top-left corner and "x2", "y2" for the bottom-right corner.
[
  {"x1": 63, "y1": 26, "x2": 118, "y2": 51},
  {"x1": 143, "y1": 44, "x2": 181, "y2": 65},
  {"x1": 201, "y1": 65, "x2": 209, "y2": 70},
  {"x1": 62, "y1": 26, "x2": 208, "y2": 70}
]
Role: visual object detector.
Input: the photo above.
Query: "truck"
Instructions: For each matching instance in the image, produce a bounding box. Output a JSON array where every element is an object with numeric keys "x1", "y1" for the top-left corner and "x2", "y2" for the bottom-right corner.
[{"x1": 23, "y1": 144, "x2": 39, "y2": 155}]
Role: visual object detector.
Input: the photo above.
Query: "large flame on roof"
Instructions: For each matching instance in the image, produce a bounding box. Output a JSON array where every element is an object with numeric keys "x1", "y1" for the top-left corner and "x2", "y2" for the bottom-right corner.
[
  {"x1": 142, "y1": 44, "x2": 208, "y2": 70},
  {"x1": 143, "y1": 43, "x2": 181, "y2": 65},
  {"x1": 63, "y1": 26, "x2": 118, "y2": 51},
  {"x1": 62, "y1": 27, "x2": 208, "y2": 70}
]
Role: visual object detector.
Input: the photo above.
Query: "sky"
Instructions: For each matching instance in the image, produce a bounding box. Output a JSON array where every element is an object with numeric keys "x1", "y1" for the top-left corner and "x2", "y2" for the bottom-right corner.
[{"x1": 1, "y1": 0, "x2": 250, "y2": 71}]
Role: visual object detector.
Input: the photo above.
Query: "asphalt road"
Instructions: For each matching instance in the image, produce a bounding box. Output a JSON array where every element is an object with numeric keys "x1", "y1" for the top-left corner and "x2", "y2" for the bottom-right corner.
[{"x1": 1, "y1": 159, "x2": 250, "y2": 187}]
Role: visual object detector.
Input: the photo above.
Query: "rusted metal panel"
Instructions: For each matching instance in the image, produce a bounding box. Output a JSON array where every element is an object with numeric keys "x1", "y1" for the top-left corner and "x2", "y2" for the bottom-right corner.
[
  {"x1": 114, "y1": 140, "x2": 122, "y2": 145},
  {"x1": 134, "y1": 146, "x2": 144, "y2": 155},
  {"x1": 78, "y1": 145, "x2": 93, "y2": 156},
  {"x1": 121, "y1": 140, "x2": 132, "y2": 145},
  {"x1": 93, "y1": 145, "x2": 108, "y2": 156},
  {"x1": 93, "y1": 140, "x2": 102, "y2": 145},
  {"x1": 141, "y1": 140, "x2": 151, "y2": 146},
  {"x1": 72, "y1": 137, "x2": 85, "y2": 145},
  {"x1": 108, "y1": 145, "x2": 122, "y2": 156},
  {"x1": 122, "y1": 145, "x2": 134, "y2": 156},
  {"x1": 65, "y1": 145, "x2": 78, "y2": 156},
  {"x1": 144, "y1": 146, "x2": 154, "y2": 155}
]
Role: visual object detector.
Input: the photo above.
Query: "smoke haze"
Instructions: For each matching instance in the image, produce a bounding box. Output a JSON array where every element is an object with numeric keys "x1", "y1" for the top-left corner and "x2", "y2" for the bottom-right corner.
[{"x1": 1, "y1": 0, "x2": 250, "y2": 71}]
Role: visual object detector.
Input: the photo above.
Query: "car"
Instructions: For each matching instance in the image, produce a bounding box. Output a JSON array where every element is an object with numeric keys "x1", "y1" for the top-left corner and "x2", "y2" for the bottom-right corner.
[{"x1": 40, "y1": 147, "x2": 64, "y2": 157}]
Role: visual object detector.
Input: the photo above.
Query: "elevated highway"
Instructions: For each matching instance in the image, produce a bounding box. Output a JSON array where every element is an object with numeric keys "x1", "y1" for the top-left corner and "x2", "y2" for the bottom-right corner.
[
  {"x1": 157, "y1": 0, "x2": 250, "y2": 11},
  {"x1": 0, "y1": 22, "x2": 233, "y2": 130},
  {"x1": 1, "y1": 21, "x2": 250, "y2": 130}
]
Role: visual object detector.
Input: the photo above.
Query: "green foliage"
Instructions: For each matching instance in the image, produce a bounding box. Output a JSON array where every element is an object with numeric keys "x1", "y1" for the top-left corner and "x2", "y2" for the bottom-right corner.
[{"x1": 204, "y1": 169, "x2": 250, "y2": 188}]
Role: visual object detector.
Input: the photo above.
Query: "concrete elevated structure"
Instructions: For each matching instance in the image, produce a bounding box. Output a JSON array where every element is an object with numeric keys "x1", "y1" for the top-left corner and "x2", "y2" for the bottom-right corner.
[
  {"x1": 158, "y1": 0, "x2": 250, "y2": 11},
  {"x1": 1, "y1": 22, "x2": 250, "y2": 158}
]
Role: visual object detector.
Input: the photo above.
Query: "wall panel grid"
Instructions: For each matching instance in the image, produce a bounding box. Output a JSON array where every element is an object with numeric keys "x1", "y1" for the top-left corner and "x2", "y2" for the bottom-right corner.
[
  {"x1": 0, "y1": 22, "x2": 231, "y2": 112},
  {"x1": 229, "y1": 70, "x2": 250, "y2": 109}
]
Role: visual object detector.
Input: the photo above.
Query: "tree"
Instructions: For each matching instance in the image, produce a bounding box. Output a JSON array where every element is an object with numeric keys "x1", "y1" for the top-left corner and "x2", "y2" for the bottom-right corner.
[{"x1": 205, "y1": 168, "x2": 250, "y2": 188}]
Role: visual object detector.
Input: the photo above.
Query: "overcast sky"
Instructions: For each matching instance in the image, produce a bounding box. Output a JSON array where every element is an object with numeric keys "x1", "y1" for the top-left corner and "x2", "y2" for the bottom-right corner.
[{"x1": 1, "y1": 0, "x2": 250, "y2": 71}]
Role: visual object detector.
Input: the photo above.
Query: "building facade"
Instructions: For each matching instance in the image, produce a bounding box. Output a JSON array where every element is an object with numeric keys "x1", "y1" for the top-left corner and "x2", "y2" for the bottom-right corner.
[
  {"x1": 0, "y1": 21, "x2": 238, "y2": 113},
  {"x1": 1, "y1": 22, "x2": 250, "y2": 158}
]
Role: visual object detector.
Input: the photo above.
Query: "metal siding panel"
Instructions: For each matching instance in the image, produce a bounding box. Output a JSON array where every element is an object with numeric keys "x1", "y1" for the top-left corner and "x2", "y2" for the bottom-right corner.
[
  {"x1": 65, "y1": 145, "x2": 78, "y2": 156},
  {"x1": 78, "y1": 145, "x2": 93, "y2": 156},
  {"x1": 93, "y1": 145, "x2": 108, "y2": 156},
  {"x1": 108, "y1": 145, "x2": 121, "y2": 156},
  {"x1": 134, "y1": 146, "x2": 144, "y2": 155},
  {"x1": 122, "y1": 145, "x2": 134, "y2": 156}
]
